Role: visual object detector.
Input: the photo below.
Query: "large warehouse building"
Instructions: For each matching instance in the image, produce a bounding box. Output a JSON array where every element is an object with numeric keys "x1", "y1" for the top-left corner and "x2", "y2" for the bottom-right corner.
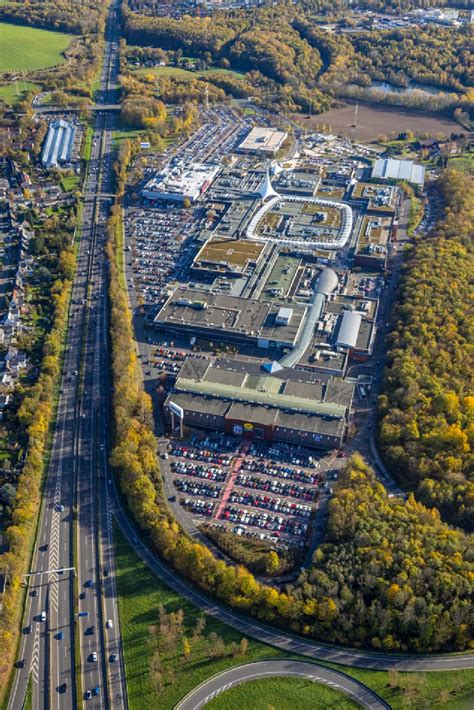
[
  {"x1": 238, "y1": 127, "x2": 288, "y2": 156},
  {"x1": 371, "y1": 158, "x2": 425, "y2": 187},
  {"x1": 165, "y1": 358, "x2": 354, "y2": 450},
  {"x1": 142, "y1": 162, "x2": 219, "y2": 203},
  {"x1": 154, "y1": 287, "x2": 307, "y2": 349},
  {"x1": 41, "y1": 119, "x2": 76, "y2": 169}
]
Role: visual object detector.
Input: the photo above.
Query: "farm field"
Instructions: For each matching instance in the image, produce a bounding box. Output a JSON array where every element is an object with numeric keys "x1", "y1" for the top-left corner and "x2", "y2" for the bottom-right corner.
[
  {"x1": 294, "y1": 102, "x2": 462, "y2": 141},
  {"x1": 0, "y1": 22, "x2": 71, "y2": 73}
]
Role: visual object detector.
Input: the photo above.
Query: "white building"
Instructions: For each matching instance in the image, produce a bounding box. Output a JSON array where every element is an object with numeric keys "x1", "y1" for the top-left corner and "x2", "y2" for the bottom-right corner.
[
  {"x1": 41, "y1": 120, "x2": 76, "y2": 169},
  {"x1": 371, "y1": 158, "x2": 425, "y2": 187},
  {"x1": 142, "y1": 162, "x2": 219, "y2": 203},
  {"x1": 239, "y1": 127, "x2": 288, "y2": 156}
]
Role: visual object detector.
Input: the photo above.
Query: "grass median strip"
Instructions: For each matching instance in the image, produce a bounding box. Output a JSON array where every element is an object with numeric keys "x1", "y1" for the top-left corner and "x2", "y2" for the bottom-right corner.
[
  {"x1": 114, "y1": 524, "x2": 288, "y2": 710},
  {"x1": 113, "y1": 523, "x2": 474, "y2": 710}
]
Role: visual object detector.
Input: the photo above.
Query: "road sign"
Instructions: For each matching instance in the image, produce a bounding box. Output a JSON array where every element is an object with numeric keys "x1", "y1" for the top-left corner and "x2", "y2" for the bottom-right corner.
[{"x1": 169, "y1": 401, "x2": 184, "y2": 419}]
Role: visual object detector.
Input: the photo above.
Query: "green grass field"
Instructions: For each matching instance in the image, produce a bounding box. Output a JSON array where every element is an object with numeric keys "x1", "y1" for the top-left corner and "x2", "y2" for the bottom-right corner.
[
  {"x1": 60, "y1": 175, "x2": 80, "y2": 192},
  {"x1": 448, "y1": 153, "x2": 474, "y2": 176},
  {"x1": 133, "y1": 64, "x2": 245, "y2": 82},
  {"x1": 114, "y1": 525, "x2": 288, "y2": 710},
  {"x1": 0, "y1": 81, "x2": 39, "y2": 104},
  {"x1": 204, "y1": 677, "x2": 361, "y2": 709},
  {"x1": 0, "y1": 22, "x2": 71, "y2": 73},
  {"x1": 114, "y1": 525, "x2": 474, "y2": 710},
  {"x1": 112, "y1": 128, "x2": 145, "y2": 146}
]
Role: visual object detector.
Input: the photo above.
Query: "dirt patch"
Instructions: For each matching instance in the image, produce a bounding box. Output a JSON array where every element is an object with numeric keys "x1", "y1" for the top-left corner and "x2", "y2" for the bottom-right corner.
[{"x1": 294, "y1": 102, "x2": 462, "y2": 142}]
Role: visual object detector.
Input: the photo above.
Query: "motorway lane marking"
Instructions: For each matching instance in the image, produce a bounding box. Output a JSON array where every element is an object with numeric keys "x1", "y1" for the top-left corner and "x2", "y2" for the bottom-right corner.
[{"x1": 31, "y1": 626, "x2": 40, "y2": 685}]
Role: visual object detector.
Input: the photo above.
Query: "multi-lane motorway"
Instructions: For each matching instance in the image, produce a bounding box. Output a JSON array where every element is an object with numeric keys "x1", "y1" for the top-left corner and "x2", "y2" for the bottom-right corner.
[
  {"x1": 7, "y1": 3, "x2": 474, "y2": 708},
  {"x1": 8, "y1": 2, "x2": 126, "y2": 708}
]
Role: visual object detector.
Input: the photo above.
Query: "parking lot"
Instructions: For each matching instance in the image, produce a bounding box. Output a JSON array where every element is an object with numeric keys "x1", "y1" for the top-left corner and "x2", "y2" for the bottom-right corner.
[
  {"x1": 124, "y1": 107, "x2": 254, "y2": 316},
  {"x1": 163, "y1": 433, "x2": 336, "y2": 550},
  {"x1": 125, "y1": 206, "x2": 196, "y2": 307}
]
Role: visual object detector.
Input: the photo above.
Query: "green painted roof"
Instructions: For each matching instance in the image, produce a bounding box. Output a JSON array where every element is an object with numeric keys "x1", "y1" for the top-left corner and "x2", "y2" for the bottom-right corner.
[{"x1": 175, "y1": 377, "x2": 345, "y2": 419}]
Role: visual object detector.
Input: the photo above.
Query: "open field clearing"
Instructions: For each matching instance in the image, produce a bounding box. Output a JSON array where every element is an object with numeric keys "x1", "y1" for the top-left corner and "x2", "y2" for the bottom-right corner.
[
  {"x1": 134, "y1": 64, "x2": 245, "y2": 81},
  {"x1": 294, "y1": 102, "x2": 462, "y2": 141},
  {"x1": 0, "y1": 80, "x2": 39, "y2": 104},
  {"x1": 0, "y1": 22, "x2": 71, "y2": 73}
]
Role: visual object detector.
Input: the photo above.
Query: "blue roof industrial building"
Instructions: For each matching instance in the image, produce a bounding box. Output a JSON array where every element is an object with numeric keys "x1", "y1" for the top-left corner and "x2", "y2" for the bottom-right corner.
[{"x1": 41, "y1": 120, "x2": 76, "y2": 169}]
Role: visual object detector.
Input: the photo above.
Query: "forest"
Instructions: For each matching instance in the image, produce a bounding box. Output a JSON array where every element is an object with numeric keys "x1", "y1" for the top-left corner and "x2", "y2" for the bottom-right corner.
[
  {"x1": 0, "y1": 0, "x2": 105, "y2": 35},
  {"x1": 378, "y1": 169, "x2": 473, "y2": 530},
  {"x1": 293, "y1": 455, "x2": 473, "y2": 652},
  {"x1": 350, "y1": 27, "x2": 473, "y2": 92},
  {"x1": 107, "y1": 149, "x2": 473, "y2": 653},
  {"x1": 121, "y1": 2, "x2": 473, "y2": 116}
]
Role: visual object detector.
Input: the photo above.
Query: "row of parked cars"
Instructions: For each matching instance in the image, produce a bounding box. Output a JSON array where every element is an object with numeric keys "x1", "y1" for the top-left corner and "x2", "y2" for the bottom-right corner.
[
  {"x1": 175, "y1": 479, "x2": 222, "y2": 499},
  {"x1": 249, "y1": 442, "x2": 318, "y2": 467},
  {"x1": 234, "y1": 473, "x2": 317, "y2": 502},
  {"x1": 170, "y1": 445, "x2": 234, "y2": 467},
  {"x1": 181, "y1": 497, "x2": 215, "y2": 517},
  {"x1": 222, "y1": 506, "x2": 309, "y2": 538},
  {"x1": 239, "y1": 459, "x2": 320, "y2": 485},
  {"x1": 228, "y1": 490, "x2": 312, "y2": 518},
  {"x1": 171, "y1": 461, "x2": 228, "y2": 483}
]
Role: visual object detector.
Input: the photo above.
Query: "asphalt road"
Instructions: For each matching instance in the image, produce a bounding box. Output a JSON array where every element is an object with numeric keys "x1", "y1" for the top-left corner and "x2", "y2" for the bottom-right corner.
[
  {"x1": 109, "y1": 472, "x2": 474, "y2": 671},
  {"x1": 174, "y1": 660, "x2": 391, "y2": 710},
  {"x1": 8, "y1": 2, "x2": 127, "y2": 709},
  {"x1": 115, "y1": 116, "x2": 474, "y2": 672}
]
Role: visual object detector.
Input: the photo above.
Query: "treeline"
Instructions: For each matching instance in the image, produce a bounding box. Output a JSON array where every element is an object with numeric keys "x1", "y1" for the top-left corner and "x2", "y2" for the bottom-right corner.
[
  {"x1": 378, "y1": 169, "x2": 473, "y2": 530},
  {"x1": 0, "y1": 0, "x2": 106, "y2": 35},
  {"x1": 330, "y1": 83, "x2": 468, "y2": 116},
  {"x1": 0, "y1": 249, "x2": 75, "y2": 699},
  {"x1": 121, "y1": 3, "x2": 332, "y2": 114},
  {"x1": 293, "y1": 455, "x2": 473, "y2": 652},
  {"x1": 107, "y1": 150, "x2": 473, "y2": 652},
  {"x1": 354, "y1": 0, "x2": 473, "y2": 10},
  {"x1": 350, "y1": 26, "x2": 473, "y2": 92},
  {"x1": 201, "y1": 524, "x2": 300, "y2": 577}
]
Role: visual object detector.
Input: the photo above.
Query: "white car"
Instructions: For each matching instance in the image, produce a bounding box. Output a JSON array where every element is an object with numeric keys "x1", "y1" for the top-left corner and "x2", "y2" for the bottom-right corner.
[
  {"x1": 105, "y1": 619, "x2": 113, "y2": 629},
  {"x1": 91, "y1": 651, "x2": 97, "y2": 662},
  {"x1": 41, "y1": 611, "x2": 46, "y2": 622}
]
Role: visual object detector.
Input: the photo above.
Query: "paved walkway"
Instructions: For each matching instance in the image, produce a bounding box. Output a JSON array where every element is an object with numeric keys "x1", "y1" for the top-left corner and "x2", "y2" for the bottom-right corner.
[{"x1": 215, "y1": 440, "x2": 250, "y2": 520}]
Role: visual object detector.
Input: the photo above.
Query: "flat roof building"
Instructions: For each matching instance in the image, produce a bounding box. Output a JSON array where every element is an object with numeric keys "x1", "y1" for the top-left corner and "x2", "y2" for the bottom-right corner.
[
  {"x1": 154, "y1": 287, "x2": 307, "y2": 349},
  {"x1": 142, "y1": 162, "x2": 219, "y2": 203},
  {"x1": 238, "y1": 127, "x2": 288, "y2": 156},
  {"x1": 371, "y1": 158, "x2": 425, "y2": 187},
  {"x1": 41, "y1": 120, "x2": 76, "y2": 169},
  {"x1": 164, "y1": 358, "x2": 354, "y2": 449},
  {"x1": 191, "y1": 238, "x2": 265, "y2": 278}
]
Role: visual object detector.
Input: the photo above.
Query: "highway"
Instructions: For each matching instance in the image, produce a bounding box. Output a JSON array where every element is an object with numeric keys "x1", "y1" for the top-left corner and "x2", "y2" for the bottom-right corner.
[
  {"x1": 7, "y1": 5, "x2": 474, "y2": 709},
  {"x1": 174, "y1": 660, "x2": 391, "y2": 710},
  {"x1": 8, "y1": 1, "x2": 126, "y2": 708},
  {"x1": 109, "y1": 471, "x2": 474, "y2": 671}
]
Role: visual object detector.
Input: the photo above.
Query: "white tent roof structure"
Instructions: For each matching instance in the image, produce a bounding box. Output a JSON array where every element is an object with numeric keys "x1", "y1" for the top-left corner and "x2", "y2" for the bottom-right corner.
[{"x1": 259, "y1": 169, "x2": 279, "y2": 201}]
